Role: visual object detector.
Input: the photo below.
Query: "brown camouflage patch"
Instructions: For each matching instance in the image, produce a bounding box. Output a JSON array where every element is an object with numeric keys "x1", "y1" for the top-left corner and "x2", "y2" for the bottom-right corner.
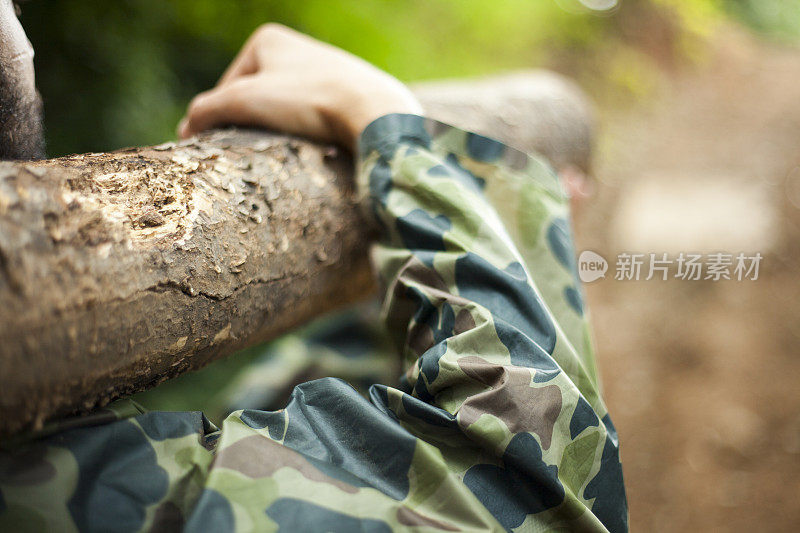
[
  {"x1": 397, "y1": 506, "x2": 460, "y2": 531},
  {"x1": 213, "y1": 435, "x2": 358, "y2": 494},
  {"x1": 397, "y1": 256, "x2": 449, "y2": 292},
  {"x1": 454, "y1": 308, "x2": 477, "y2": 335},
  {"x1": 408, "y1": 323, "x2": 436, "y2": 356},
  {"x1": 457, "y1": 356, "x2": 563, "y2": 449}
]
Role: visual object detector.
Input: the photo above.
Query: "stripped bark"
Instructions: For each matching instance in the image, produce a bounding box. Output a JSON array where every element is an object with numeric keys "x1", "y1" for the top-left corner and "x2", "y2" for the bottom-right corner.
[{"x1": 0, "y1": 71, "x2": 593, "y2": 436}]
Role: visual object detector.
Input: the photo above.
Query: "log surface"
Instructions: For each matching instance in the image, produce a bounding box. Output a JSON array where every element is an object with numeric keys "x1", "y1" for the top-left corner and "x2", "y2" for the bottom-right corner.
[{"x1": 0, "y1": 71, "x2": 593, "y2": 436}]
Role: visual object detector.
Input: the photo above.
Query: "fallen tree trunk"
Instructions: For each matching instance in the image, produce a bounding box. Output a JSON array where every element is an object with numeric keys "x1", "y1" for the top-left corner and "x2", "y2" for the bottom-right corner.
[{"x1": 0, "y1": 71, "x2": 594, "y2": 436}]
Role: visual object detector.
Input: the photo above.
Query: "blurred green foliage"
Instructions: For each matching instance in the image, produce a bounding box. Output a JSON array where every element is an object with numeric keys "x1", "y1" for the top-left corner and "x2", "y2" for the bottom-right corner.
[
  {"x1": 723, "y1": 0, "x2": 800, "y2": 41},
  {"x1": 22, "y1": 0, "x2": 623, "y2": 155},
  {"x1": 19, "y1": 0, "x2": 797, "y2": 157}
]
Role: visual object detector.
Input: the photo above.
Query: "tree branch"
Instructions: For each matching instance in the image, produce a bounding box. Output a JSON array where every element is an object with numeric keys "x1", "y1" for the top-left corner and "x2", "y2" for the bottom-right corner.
[{"x1": 0, "y1": 71, "x2": 593, "y2": 436}]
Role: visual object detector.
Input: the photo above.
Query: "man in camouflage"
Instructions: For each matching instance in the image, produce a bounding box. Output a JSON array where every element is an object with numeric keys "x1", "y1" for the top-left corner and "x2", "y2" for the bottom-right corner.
[{"x1": 0, "y1": 21, "x2": 627, "y2": 532}]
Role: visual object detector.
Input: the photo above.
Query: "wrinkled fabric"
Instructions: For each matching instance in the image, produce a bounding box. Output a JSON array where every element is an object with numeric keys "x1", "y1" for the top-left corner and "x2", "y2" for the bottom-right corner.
[
  {"x1": 198, "y1": 302, "x2": 401, "y2": 418},
  {"x1": 0, "y1": 114, "x2": 627, "y2": 532}
]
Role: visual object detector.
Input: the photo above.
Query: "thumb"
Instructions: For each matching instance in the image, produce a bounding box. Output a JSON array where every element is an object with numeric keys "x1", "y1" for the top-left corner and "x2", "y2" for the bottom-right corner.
[{"x1": 179, "y1": 78, "x2": 258, "y2": 138}]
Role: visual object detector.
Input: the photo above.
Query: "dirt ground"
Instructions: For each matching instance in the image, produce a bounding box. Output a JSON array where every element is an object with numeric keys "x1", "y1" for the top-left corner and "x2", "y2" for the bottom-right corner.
[{"x1": 576, "y1": 27, "x2": 800, "y2": 531}]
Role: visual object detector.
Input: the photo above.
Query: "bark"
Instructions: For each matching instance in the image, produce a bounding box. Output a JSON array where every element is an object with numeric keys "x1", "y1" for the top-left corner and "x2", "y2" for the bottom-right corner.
[{"x1": 0, "y1": 71, "x2": 593, "y2": 436}]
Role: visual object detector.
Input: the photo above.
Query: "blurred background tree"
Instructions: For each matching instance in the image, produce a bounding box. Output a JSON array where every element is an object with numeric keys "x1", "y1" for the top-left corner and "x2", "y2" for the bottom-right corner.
[{"x1": 20, "y1": 0, "x2": 796, "y2": 157}]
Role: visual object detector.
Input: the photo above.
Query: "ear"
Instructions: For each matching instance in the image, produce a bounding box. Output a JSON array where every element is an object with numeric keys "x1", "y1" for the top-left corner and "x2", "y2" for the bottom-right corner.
[{"x1": 559, "y1": 164, "x2": 594, "y2": 213}]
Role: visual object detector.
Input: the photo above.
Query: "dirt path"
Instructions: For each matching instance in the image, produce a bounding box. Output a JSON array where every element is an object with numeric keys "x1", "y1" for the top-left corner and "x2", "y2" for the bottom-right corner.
[{"x1": 578, "y1": 28, "x2": 800, "y2": 532}]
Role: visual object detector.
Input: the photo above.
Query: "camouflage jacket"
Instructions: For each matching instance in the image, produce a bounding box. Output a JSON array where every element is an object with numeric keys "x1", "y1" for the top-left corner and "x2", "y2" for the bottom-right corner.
[{"x1": 0, "y1": 115, "x2": 627, "y2": 532}]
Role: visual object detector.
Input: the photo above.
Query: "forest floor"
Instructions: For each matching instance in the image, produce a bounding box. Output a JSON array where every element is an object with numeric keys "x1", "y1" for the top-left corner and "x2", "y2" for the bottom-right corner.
[{"x1": 577, "y1": 26, "x2": 800, "y2": 531}]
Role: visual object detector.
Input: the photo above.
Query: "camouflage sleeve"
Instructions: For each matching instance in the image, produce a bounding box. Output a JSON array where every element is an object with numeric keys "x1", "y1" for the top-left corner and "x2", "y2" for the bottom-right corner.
[
  {"x1": 0, "y1": 114, "x2": 626, "y2": 533},
  {"x1": 353, "y1": 114, "x2": 627, "y2": 531}
]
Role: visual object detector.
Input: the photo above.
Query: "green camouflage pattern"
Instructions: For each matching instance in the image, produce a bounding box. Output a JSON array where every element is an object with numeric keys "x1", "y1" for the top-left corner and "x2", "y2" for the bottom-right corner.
[
  {"x1": 0, "y1": 114, "x2": 627, "y2": 532},
  {"x1": 210, "y1": 303, "x2": 401, "y2": 418}
]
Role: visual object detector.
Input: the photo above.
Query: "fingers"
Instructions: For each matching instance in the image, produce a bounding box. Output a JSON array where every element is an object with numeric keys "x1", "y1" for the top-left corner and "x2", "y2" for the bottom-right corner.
[
  {"x1": 179, "y1": 78, "x2": 258, "y2": 138},
  {"x1": 177, "y1": 22, "x2": 420, "y2": 147}
]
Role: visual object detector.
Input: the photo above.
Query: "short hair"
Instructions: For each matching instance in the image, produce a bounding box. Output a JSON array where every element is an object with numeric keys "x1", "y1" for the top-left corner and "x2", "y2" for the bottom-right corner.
[{"x1": 0, "y1": 65, "x2": 45, "y2": 160}]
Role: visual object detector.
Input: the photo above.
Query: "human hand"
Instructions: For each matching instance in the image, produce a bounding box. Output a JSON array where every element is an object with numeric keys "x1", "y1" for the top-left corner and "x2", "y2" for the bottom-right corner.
[{"x1": 177, "y1": 23, "x2": 422, "y2": 150}]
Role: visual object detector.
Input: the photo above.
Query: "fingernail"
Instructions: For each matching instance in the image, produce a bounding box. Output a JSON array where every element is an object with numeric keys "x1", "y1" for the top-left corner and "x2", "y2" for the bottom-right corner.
[{"x1": 561, "y1": 165, "x2": 593, "y2": 199}]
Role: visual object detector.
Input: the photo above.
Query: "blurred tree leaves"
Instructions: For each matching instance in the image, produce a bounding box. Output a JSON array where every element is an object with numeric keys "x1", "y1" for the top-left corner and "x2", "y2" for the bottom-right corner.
[
  {"x1": 19, "y1": 1, "x2": 795, "y2": 157},
  {"x1": 20, "y1": 0, "x2": 614, "y2": 155}
]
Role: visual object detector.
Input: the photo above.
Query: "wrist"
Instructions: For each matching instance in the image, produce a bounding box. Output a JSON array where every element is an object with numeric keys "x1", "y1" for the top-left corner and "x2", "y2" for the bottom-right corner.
[{"x1": 334, "y1": 83, "x2": 423, "y2": 150}]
